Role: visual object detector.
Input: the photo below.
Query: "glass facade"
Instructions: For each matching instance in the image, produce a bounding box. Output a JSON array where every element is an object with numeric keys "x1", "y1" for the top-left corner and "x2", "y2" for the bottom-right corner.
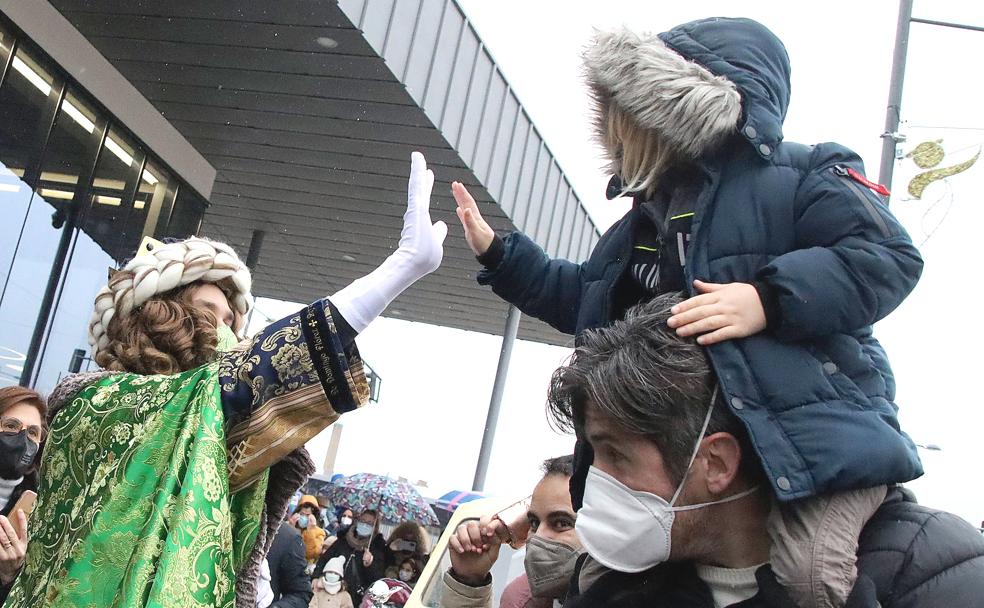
[{"x1": 0, "y1": 20, "x2": 207, "y2": 390}]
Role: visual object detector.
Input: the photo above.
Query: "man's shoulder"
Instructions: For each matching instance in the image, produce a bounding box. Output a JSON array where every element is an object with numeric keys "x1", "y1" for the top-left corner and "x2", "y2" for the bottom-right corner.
[
  {"x1": 278, "y1": 523, "x2": 303, "y2": 540},
  {"x1": 859, "y1": 488, "x2": 984, "y2": 605},
  {"x1": 275, "y1": 523, "x2": 305, "y2": 551}
]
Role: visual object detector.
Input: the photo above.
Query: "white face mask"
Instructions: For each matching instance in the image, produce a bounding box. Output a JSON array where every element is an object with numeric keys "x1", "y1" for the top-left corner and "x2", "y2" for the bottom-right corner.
[
  {"x1": 574, "y1": 387, "x2": 759, "y2": 573},
  {"x1": 398, "y1": 569, "x2": 414, "y2": 582},
  {"x1": 323, "y1": 572, "x2": 342, "y2": 594},
  {"x1": 340, "y1": 516, "x2": 353, "y2": 527}
]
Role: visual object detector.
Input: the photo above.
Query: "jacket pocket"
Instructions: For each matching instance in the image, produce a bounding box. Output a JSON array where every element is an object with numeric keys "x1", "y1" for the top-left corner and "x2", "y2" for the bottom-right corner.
[{"x1": 831, "y1": 165, "x2": 891, "y2": 238}]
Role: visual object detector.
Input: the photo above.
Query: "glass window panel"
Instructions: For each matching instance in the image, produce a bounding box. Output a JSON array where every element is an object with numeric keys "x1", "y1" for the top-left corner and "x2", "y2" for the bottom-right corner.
[
  {"x1": 0, "y1": 47, "x2": 63, "y2": 386},
  {"x1": 0, "y1": 165, "x2": 33, "y2": 387},
  {"x1": 38, "y1": 91, "x2": 98, "y2": 208},
  {"x1": 161, "y1": 184, "x2": 206, "y2": 241},
  {"x1": 34, "y1": 128, "x2": 144, "y2": 388},
  {"x1": 82, "y1": 127, "x2": 145, "y2": 264},
  {"x1": 133, "y1": 158, "x2": 176, "y2": 243},
  {"x1": 0, "y1": 47, "x2": 58, "y2": 189},
  {"x1": 0, "y1": 85, "x2": 101, "y2": 387},
  {"x1": 32, "y1": 224, "x2": 115, "y2": 391}
]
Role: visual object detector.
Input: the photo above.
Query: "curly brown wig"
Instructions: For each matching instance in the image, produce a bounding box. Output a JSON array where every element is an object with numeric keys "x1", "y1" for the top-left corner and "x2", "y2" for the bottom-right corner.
[{"x1": 94, "y1": 278, "x2": 241, "y2": 375}]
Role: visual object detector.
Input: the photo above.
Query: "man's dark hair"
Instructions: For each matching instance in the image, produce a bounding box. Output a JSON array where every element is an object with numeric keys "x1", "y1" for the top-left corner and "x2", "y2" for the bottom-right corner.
[
  {"x1": 541, "y1": 454, "x2": 574, "y2": 478},
  {"x1": 547, "y1": 292, "x2": 759, "y2": 486}
]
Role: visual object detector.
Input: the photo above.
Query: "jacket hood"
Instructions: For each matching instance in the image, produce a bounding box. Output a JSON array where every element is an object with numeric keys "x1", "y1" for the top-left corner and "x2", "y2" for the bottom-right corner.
[{"x1": 584, "y1": 17, "x2": 790, "y2": 161}]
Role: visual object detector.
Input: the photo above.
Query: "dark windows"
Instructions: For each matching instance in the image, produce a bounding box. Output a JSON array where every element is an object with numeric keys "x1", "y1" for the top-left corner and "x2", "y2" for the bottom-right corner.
[{"x1": 0, "y1": 22, "x2": 207, "y2": 389}]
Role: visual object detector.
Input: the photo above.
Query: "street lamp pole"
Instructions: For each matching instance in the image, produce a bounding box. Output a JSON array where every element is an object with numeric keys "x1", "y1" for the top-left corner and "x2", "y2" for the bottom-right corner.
[
  {"x1": 472, "y1": 304, "x2": 522, "y2": 492},
  {"x1": 878, "y1": 0, "x2": 914, "y2": 197}
]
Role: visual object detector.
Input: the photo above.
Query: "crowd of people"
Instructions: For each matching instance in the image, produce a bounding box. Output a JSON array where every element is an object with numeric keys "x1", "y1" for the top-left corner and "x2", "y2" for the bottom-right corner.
[
  {"x1": 252, "y1": 496, "x2": 431, "y2": 608},
  {"x1": 1, "y1": 13, "x2": 983, "y2": 608}
]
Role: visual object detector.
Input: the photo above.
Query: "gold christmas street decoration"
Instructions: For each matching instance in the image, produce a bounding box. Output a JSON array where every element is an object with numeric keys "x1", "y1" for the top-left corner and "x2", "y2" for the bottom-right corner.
[{"x1": 906, "y1": 140, "x2": 980, "y2": 199}]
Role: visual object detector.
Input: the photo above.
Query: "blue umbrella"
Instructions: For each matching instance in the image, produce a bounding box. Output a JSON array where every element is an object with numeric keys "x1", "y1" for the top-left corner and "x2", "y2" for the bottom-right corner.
[{"x1": 434, "y1": 490, "x2": 484, "y2": 512}]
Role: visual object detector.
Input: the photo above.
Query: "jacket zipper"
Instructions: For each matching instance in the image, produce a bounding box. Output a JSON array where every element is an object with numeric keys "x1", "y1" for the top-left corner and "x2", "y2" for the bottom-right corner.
[{"x1": 831, "y1": 165, "x2": 891, "y2": 239}]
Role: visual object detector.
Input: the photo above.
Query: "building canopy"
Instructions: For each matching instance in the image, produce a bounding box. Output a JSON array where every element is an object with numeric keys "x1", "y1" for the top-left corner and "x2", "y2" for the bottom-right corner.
[{"x1": 48, "y1": 0, "x2": 599, "y2": 344}]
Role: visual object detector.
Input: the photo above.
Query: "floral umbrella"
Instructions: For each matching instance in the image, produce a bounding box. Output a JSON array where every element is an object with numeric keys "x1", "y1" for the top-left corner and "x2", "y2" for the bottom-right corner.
[{"x1": 329, "y1": 473, "x2": 439, "y2": 527}]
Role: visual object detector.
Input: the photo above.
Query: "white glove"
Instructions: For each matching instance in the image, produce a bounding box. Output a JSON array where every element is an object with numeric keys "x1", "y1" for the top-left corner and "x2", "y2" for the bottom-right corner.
[{"x1": 331, "y1": 152, "x2": 448, "y2": 332}]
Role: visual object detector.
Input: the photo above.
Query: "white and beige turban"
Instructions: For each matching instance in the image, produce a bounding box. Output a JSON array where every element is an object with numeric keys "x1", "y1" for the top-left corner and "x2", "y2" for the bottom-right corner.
[{"x1": 87, "y1": 237, "x2": 253, "y2": 359}]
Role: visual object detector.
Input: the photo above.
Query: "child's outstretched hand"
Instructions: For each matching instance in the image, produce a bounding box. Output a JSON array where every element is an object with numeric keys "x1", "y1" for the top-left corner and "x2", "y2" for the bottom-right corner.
[
  {"x1": 452, "y1": 182, "x2": 495, "y2": 256},
  {"x1": 668, "y1": 280, "x2": 766, "y2": 345}
]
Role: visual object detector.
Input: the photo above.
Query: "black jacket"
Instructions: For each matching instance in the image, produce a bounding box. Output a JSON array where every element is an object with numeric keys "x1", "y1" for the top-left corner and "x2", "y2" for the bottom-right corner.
[
  {"x1": 562, "y1": 489, "x2": 984, "y2": 607},
  {"x1": 477, "y1": 17, "x2": 923, "y2": 506},
  {"x1": 314, "y1": 529, "x2": 386, "y2": 606},
  {"x1": 266, "y1": 525, "x2": 313, "y2": 608}
]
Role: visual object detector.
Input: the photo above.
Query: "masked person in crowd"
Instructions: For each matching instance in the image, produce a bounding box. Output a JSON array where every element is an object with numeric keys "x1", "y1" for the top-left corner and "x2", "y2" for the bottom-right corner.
[
  {"x1": 325, "y1": 507, "x2": 353, "y2": 537},
  {"x1": 547, "y1": 293, "x2": 984, "y2": 607},
  {"x1": 311, "y1": 556, "x2": 354, "y2": 608},
  {"x1": 383, "y1": 521, "x2": 429, "y2": 582},
  {"x1": 323, "y1": 507, "x2": 357, "y2": 554},
  {"x1": 0, "y1": 387, "x2": 46, "y2": 603},
  {"x1": 442, "y1": 455, "x2": 581, "y2": 608},
  {"x1": 292, "y1": 495, "x2": 328, "y2": 566},
  {"x1": 394, "y1": 558, "x2": 419, "y2": 588},
  {"x1": 338, "y1": 509, "x2": 355, "y2": 532},
  {"x1": 314, "y1": 509, "x2": 386, "y2": 607},
  {"x1": 4, "y1": 153, "x2": 447, "y2": 608},
  {"x1": 453, "y1": 17, "x2": 925, "y2": 608},
  {"x1": 258, "y1": 519, "x2": 312, "y2": 608}
]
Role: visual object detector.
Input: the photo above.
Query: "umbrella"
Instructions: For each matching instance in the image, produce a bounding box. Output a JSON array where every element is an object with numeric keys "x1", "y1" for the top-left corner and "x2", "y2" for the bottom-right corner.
[
  {"x1": 432, "y1": 490, "x2": 484, "y2": 527},
  {"x1": 329, "y1": 473, "x2": 439, "y2": 527}
]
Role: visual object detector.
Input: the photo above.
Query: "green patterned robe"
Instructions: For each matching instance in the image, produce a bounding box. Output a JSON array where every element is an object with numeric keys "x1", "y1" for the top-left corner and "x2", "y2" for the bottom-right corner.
[{"x1": 5, "y1": 298, "x2": 367, "y2": 608}]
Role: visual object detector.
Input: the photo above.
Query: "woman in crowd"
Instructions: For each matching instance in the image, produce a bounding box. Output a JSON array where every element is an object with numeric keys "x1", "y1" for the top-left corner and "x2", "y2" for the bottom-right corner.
[
  {"x1": 291, "y1": 495, "x2": 328, "y2": 566},
  {"x1": 382, "y1": 521, "x2": 429, "y2": 583},
  {"x1": 314, "y1": 509, "x2": 386, "y2": 607},
  {"x1": 0, "y1": 386, "x2": 46, "y2": 603},
  {"x1": 325, "y1": 507, "x2": 355, "y2": 538}
]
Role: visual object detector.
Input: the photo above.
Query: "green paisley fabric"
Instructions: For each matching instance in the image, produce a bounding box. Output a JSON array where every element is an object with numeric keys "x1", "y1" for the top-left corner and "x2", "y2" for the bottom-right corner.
[{"x1": 4, "y1": 363, "x2": 268, "y2": 608}]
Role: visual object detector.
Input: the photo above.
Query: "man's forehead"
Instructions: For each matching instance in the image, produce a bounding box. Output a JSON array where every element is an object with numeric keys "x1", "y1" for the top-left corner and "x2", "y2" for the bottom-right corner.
[{"x1": 530, "y1": 474, "x2": 575, "y2": 517}]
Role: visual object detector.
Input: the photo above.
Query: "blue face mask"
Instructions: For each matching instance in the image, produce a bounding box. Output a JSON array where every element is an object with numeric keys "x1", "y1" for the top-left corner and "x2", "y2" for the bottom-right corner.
[
  {"x1": 298, "y1": 515, "x2": 309, "y2": 528},
  {"x1": 216, "y1": 324, "x2": 238, "y2": 352},
  {"x1": 355, "y1": 521, "x2": 373, "y2": 538}
]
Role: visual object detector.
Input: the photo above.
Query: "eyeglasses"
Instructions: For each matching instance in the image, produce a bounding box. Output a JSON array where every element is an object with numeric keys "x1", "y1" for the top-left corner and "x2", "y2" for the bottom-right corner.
[{"x1": 0, "y1": 417, "x2": 45, "y2": 443}]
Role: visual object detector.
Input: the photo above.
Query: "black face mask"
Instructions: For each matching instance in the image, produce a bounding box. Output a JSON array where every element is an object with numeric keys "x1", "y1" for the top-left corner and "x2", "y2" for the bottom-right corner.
[{"x1": 0, "y1": 431, "x2": 38, "y2": 479}]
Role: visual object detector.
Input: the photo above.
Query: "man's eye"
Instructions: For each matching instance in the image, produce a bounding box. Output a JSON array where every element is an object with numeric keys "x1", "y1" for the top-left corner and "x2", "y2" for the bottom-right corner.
[
  {"x1": 528, "y1": 517, "x2": 540, "y2": 532},
  {"x1": 553, "y1": 519, "x2": 574, "y2": 531}
]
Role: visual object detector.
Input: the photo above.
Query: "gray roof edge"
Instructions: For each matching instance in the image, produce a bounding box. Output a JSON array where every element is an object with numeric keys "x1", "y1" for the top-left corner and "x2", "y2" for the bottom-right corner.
[
  {"x1": 0, "y1": 0, "x2": 217, "y2": 199},
  {"x1": 338, "y1": 0, "x2": 600, "y2": 262}
]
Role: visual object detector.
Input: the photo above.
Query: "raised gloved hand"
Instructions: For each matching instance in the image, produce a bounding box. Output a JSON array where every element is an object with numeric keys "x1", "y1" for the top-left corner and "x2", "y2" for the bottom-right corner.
[
  {"x1": 331, "y1": 152, "x2": 447, "y2": 332},
  {"x1": 394, "y1": 151, "x2": 447, "y2": 276}
]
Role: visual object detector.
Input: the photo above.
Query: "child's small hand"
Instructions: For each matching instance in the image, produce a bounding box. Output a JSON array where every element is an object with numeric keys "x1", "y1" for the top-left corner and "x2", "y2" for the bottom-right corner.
[
  {"x1": 452, "y1": 182, "x2": 496, "y2": 256},
  {"x1": 668, "y1": 280, "x2": 766, "y2": 345}
]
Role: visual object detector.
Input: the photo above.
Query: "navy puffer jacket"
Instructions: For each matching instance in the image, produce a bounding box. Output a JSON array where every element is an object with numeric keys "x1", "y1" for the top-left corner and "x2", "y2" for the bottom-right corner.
[{"x1": 478, "y1": 18, "x2": 924, "y2": 501}]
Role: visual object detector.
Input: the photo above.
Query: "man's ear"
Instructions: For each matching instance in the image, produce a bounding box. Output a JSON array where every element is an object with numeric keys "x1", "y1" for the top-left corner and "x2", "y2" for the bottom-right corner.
[{"x1": 698, "y1": 432, "x2": 742, "y2": 495}]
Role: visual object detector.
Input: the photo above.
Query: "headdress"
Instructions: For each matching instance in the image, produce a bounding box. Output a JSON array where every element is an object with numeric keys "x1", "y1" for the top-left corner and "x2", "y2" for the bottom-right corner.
[{"x1": 88, "y1": 237, "x2": 252, "y2": 359}]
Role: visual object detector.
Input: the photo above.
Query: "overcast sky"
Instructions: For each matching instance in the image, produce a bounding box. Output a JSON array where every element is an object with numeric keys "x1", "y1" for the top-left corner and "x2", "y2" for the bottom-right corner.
[{"x1": 257, "y1": 0, "x2": 984, "y2": 525}]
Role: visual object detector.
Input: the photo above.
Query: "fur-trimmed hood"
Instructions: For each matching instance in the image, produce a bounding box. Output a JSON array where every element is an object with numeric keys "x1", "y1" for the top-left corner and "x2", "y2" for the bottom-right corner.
[{"x1": 584, "y1": 17, "x2": 791, "y2": 162}]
